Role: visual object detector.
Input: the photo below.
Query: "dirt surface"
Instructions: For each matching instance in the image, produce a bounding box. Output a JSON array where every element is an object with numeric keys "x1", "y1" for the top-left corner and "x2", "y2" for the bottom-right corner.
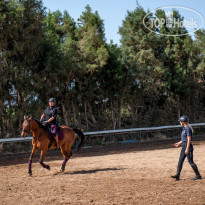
[{"x1": 0, "y1": 138, "x2": 205, "y2": 205}]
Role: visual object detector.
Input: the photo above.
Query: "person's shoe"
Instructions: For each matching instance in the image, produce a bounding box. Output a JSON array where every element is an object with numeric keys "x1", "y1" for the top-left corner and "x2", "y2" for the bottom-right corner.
[
  {"x1": 191, "y1": 175, "x2": 202, "y2": 180},
  {"x1": 171, "y1": 174, "x2": 180, "y2": 180},
  {"x1": 191, "y1": 163, "x2": 201, "y2": 180}
]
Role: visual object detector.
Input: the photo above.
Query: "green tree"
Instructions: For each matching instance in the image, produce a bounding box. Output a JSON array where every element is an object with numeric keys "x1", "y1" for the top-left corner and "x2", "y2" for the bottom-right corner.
[
  {"x1": 76, "y1": 5, "x2": 108, "y2": 73},
  {"x1": 0, "y1": 0, "x2": 45, "y2": 135},
  {"x1": 195, "y1": 29, "x2": 205, "y2": 76},
  {"x1": 97, "y1": 42, "x2": 124, "y2": 129},
  {"x1": 74, "y1": 5, "x2": 108, "y2": 130},
  {"x1": 34, "y1": 10, "x2": 78, "y2": 125},
  {"x1": 119, "y1": 5, "x2": 164, "y2": 126},
  {"x1": 155, "y1": 10, "x2": 199, "y2": 117}
]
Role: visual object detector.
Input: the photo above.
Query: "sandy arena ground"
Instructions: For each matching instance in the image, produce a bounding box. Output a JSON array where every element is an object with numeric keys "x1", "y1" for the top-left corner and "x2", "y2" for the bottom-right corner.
[{"x1": 0, "y1": 138, "x2": 205, "y2": 205}]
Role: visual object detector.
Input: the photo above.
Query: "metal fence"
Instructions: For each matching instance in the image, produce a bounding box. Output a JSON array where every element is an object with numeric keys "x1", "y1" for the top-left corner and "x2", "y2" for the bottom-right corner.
[{"x1": 1, "y1": 123, "x2": 205, "y2": 144}]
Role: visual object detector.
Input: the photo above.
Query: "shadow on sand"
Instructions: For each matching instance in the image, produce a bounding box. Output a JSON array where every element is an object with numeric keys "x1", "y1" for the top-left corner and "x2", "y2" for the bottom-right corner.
[{"x1": 52, "y1": 167, "x2": 125, "y2": 176}]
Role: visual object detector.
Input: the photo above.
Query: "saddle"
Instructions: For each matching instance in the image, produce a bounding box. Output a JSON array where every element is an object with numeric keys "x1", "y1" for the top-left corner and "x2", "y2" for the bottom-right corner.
[
  {"x1": 46, "y1": 126, "x2": 64, "y2": 149},
  {"x1": 32, "y1": 118, "x2": 64, "y2": 148},
  {"x1": 36, "y1": 119, "x2": 64, "y2": 143},
  {"x1": 46, "y1": 125, "x2": 64, "y2": 141}
]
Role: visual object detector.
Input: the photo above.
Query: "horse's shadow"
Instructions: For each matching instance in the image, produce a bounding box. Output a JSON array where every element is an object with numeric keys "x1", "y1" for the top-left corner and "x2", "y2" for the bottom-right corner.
[{"x1": 53, "y1": 167, "x2": 125, "y2": 175}]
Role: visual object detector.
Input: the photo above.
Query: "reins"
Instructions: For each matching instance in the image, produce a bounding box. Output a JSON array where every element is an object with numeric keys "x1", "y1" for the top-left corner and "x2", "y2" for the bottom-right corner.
[{"x1": 30, "y1": 118, "x2": 44, "y2": 141}]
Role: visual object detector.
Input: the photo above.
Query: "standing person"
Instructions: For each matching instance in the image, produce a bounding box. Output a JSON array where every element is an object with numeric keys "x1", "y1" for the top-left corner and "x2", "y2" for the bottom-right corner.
[
  {"x1": 40, "y1": 98, "x2": 59, "y2": 147},
  {"x1": 171, "y1": 115, "x2": 201, "y2": 181}
]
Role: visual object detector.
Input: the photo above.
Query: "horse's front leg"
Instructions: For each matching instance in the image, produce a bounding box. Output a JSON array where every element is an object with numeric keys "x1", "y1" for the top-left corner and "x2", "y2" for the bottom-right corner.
[
  {"x1": 39, "y1": 149, "x2": 50, "y2": 170},
  {"x1": 28, "y1": 146, "x2": 38, "y2": 176}
]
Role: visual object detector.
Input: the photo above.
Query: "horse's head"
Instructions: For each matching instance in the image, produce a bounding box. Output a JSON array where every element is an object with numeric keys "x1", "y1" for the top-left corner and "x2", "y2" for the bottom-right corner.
[{"x1": 21, "y1": 115, "x2": 31, "y2": 138}]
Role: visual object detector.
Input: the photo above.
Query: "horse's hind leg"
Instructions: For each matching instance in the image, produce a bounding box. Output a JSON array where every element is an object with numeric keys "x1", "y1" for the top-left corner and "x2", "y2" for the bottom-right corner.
[
  {"x1": 39, "y1": 149, "x2": 50, "y2": 170},
  {"x1": 60, "y1": 145, "x2": 72, "y2": 172},
  {"x1": 28, "y1": 146, "x2": 38, "y2": 176}
]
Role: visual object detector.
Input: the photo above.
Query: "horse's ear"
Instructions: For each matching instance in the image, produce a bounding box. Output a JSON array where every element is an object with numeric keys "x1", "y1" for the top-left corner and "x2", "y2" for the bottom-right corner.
[{"x1": 24, "y1": 115, "x2": 29, "y2": 120}]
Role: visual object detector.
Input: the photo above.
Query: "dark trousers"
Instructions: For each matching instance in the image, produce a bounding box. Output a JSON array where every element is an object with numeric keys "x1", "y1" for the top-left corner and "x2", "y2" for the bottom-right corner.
[
  {"x1": 46, "y1": 124, "x2": 58, "y2": 134},
  {"x1": 177, "y1": 142, "x2": 200, "y2": 177},
  {"x1": 46, "y1": 124, "x2": 59, "y2": 142}
]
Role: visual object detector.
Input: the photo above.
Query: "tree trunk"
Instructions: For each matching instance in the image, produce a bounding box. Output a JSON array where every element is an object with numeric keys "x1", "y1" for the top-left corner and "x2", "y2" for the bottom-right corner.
[
  {"x1": 118, "y1": 97, "x2": 123, "y2": 128},
  {"x1": 110, "y1": 96, "x2": 116, "y2": 129},
  {"x1": 72, "y1": 100, "x2": 77, "y2": 126},
  {"x1": 18, "y1": 90, "x2": 23, "y2": 133},
  {"x1": 84, "y1": 102, "x2": 88, "y2": 130},
  {"x1": 8, "y1": 96, "x2": 13, "y2": 132},
  {"x1": 177, "y1": 97, "x2": 181, "y2": 118},
  {"x1": 0, "y1": 99, "x2": 4, "y2": 137},
  {"x1": 61, "y1": 103, "x2": 69, "y2": 126},
  {"x1": 88, "y1": 102, "x2": 97, "y2": 124}
]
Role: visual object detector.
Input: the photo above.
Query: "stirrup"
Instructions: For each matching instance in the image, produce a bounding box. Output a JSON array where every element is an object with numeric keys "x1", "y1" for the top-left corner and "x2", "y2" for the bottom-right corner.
[
  {"x1": 55, "y1": 138, "x2": 59, "y2": 147},
  {"x1": 55, "y1": 141, "x2": 59, "y2": 148}
]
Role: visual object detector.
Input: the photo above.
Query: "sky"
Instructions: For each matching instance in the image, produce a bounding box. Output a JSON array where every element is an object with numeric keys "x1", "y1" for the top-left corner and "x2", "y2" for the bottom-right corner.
[{"x1": 42, "y1": 0, "x2": 205, "y2": 45}]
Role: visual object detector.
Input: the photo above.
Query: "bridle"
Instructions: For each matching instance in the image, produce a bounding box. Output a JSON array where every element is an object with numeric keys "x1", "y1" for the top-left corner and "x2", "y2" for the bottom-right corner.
[{"x1": 22, "y1": 119, "x2": 31, "y2": 134}]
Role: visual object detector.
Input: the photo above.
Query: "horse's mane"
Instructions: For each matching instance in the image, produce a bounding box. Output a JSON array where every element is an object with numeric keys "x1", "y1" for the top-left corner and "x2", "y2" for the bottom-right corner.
[{"x1": 31, "y1": 117, "x2": 47, "y2": 131}]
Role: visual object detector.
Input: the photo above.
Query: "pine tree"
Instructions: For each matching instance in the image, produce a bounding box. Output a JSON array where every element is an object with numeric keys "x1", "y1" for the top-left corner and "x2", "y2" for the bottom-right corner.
[
  {"x1": 119, "y1": 5, "x2": 164, "y2": 126},
  {"x1": 0, "y1": 0, "x2": 45, "y2": 134}
]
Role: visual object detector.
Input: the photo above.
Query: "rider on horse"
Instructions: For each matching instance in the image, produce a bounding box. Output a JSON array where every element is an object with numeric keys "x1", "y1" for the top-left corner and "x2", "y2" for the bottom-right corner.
[{"x1": 40, "y1": 98, "x2": 59, "y2": 147}]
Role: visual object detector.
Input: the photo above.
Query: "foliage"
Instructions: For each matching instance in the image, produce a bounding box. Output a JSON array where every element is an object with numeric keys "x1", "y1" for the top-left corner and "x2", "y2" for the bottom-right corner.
[{"x1": 0, "y1": 1, "x2": 205, "y2": 137}]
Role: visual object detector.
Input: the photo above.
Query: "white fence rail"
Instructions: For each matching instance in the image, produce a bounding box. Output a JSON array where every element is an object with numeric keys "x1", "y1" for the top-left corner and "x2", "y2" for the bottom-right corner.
[{"x1": 1, "y1": 123, "x2": 205, "y2": 143}]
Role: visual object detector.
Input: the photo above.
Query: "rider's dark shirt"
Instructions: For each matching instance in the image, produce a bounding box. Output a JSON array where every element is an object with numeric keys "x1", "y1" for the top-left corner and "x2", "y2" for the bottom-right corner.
[{"x1": 43, "y1": 106, "x2": 57, "y2": 125}]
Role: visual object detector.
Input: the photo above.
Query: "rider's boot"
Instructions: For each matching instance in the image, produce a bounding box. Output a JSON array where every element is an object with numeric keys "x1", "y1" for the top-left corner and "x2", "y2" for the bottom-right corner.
[
  {"x1": 191, "y1": 163, "x2": 202, "y2": 180},
  {"x1": 54, "y1": 135, "x2": 60, "y2": 148}
]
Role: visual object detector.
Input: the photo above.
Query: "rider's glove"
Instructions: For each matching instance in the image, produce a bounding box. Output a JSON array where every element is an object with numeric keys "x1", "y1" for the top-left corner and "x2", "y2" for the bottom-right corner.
[{"x1": 42, "y1": 121, "x2": 48, "y2": 125}]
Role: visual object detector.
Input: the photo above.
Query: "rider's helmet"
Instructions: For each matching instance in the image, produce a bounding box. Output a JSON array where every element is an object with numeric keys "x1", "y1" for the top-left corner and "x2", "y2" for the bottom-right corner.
[
  {"x1": 49, "y1": 98, "x2": 56, "y2": 103},
  {"x1": 178, "y1": 115, "x2": 189, "y2": 122}
]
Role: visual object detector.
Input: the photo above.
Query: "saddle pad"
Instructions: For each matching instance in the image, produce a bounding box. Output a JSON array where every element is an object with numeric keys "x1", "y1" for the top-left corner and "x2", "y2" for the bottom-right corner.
[
  {"x1": 51, "y1": 125, "x2": 64, "y2": 140},
  {"x1": 57, "y1": 128, "x2": 64, "y2": 140},
  {"x1": 46, "y1": 130, "x2": 53, "y2": 142},
  {"x1": 46, "y1": 126, "x2": 64, "y2": 141}
]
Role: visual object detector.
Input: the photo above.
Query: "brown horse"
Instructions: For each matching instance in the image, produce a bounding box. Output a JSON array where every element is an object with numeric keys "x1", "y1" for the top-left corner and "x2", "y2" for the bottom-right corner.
[{"x1": 21, "y1": 116, "x2": 85, "y2": 176}]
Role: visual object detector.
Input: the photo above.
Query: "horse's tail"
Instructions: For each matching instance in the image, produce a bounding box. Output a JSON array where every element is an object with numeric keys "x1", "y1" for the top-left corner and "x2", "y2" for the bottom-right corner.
[{"x1": 73, "y1": 128, "x2": 85, "y2": 151}]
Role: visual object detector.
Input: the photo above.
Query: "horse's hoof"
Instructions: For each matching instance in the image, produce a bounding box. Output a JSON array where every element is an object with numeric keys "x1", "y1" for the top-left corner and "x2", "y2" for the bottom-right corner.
[
  {"x1": 47, "y1": 165, "x2": 50, "y2": 170},
  {"x1": 60, "y1": 168, "x2": 65, "y2": 172}
]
